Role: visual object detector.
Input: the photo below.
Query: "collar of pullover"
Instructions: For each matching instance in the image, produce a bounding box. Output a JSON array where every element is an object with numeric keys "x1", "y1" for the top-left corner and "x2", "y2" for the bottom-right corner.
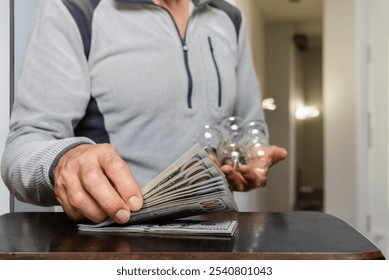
[{"x1": 115, "y1": 0, "x2": 216, "y2": 7}]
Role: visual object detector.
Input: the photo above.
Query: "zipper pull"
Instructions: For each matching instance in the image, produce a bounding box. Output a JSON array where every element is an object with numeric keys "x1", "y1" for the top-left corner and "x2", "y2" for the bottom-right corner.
[{"x1": 183, "y1": 44, "x2": 189, "y2": 52}]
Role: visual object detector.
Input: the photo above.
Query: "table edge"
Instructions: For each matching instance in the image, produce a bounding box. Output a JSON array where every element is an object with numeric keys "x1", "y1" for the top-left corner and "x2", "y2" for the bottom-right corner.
[{"x1": 0, "y1": 251, "x2": 385, "y2": 260}]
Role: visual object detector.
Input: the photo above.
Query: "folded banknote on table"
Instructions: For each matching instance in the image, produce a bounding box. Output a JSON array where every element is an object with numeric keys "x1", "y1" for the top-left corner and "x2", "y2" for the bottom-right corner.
[
  {"x1": 78, "y1": 220, "x2": 238, "y2": 237},
  {"x1": 78, "y1": 144, "x2": 238, "y2": 236}
]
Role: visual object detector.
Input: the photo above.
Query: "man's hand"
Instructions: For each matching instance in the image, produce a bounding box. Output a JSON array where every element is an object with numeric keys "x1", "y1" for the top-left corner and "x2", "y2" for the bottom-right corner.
[
  {"x1": 219, "y1": 145, "x2": 287, "y2": 192},
  {"x1": 54, "y1": 144, "x2": 143, "y2": 224}
]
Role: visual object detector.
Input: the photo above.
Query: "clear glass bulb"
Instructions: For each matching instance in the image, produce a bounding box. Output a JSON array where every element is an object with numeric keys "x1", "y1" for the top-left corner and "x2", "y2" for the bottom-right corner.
[
  {"x1": 241, "y1": 121, "x2": 267, "y2": 147},
  {"x1": 192, "y1": 124, "x2": 223, "y2": 156},
  {"x1": 220, "y1": 116, "x2": 245, "y2": 142},
  {"x1": 218, "y1": 141, "x2": 248, "y2": 170},
  {"x1": 247, "y1": 143, "x2": 274, "y2": 173}
]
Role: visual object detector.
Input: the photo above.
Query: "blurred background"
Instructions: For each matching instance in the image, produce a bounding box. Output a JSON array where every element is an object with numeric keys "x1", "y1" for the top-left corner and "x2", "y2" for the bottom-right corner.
[{"x1": 0, "y1": 0, "x2": 388, "y2": 258}]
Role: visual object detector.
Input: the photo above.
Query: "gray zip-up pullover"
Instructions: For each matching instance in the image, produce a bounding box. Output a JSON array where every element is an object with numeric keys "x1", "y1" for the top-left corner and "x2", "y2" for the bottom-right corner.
[{"x1": 1, "y1": 0, "x2": 268, "y2": 206}]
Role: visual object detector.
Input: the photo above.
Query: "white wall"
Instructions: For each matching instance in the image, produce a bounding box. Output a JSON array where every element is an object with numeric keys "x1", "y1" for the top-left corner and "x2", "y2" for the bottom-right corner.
[
  {"x1": 0, "y1": 0, "x2": 11, "y2": 215},
  {"x1": 362, "y1": 0, "x2": 389, "y2": 258},
  {"x1": 355, "y1": 0, "x2": 369, "y2": 234},
  {"x1": 323, "y1": 0, "x2": 358, "y2": 225}
]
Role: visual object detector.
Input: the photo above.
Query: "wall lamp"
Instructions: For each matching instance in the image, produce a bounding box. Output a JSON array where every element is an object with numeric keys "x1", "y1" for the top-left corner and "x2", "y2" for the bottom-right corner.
[
  {"x1": 295, "y1": 106, "x2": 320, "y2": 120},
  {"x1": 262, "y1": 98, "x2": 277, "y2": 111}
]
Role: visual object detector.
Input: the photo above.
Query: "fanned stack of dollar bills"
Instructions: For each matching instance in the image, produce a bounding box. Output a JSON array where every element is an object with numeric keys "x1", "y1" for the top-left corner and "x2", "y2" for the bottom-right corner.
[{"x1": 78, "y1": 144, "x2": 239, "y2": 236}]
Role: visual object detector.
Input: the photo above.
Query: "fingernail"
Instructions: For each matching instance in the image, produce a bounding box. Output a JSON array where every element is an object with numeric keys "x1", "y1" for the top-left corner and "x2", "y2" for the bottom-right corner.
[
  {"x1": 128, "y1": 196, "x2": 143, "y2": 211},
  {"x1": 115, "y1": 209, "x2": 130, "y2": 223}
]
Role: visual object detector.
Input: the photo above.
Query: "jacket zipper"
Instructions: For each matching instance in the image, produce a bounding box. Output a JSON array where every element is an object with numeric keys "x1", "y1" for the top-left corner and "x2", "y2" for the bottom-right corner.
[
  {"x1": 182, "y1": 40, "x2": 193, "y2": 108},
  {"x1": 157, "y1": 5, "x2": 194, "y2": 108},
  {"x1": 208, "y1": 37, "x2": 222, "y2": 107}
]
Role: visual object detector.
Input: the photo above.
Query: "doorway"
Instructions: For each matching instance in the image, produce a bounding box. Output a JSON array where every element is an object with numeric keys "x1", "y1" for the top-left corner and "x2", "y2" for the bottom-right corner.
[{"x1": 236, "y1": 0, "x2": 324, "y2": 212}]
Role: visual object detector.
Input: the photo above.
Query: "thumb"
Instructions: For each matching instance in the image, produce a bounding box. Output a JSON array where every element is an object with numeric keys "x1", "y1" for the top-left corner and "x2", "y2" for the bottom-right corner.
[{"x1": 271, "y1": 146, "x2": 288, "y2": 164}]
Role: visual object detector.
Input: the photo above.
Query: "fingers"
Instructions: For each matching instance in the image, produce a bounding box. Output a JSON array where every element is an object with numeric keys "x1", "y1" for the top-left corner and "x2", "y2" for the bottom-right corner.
[
  {"x1": 239, "y1": 165, "x2": 267, "y2": 190},
  {"x1": 208, "y1": 153, "x2": 222, "y2": 167},
  {"x1": 270, "y1": 146, "x2": 288, "y2": 165},
  {"x1": 55, "y1": 167, "x2": 107, "y2": 223},
  {"x1": 98, "y1": 150, "x2": 143, "y2": 211},
  {"x1": 221, "y1": 145, "x2": 288, "y2": 192},
  {"x1": 221, "y1": 165, "x2": 247, "y2": 191},
  {"x1": 79, "y1": 161, "x2": 132, "y2": 223},
  {"x1": 54, "y1": 143, "x2": 143, "y2": 224}
]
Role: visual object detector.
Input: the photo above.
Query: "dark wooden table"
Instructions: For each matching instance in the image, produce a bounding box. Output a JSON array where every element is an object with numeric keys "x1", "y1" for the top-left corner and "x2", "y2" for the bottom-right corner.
[{"x1": 0, "y1": 211, "x2": 384, "y2": 260}]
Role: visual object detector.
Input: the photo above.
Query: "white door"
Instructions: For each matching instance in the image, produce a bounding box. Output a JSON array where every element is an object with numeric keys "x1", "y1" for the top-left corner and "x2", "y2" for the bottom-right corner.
[{"x1": 366, "y1": 0, "x2": 389, "y2": 258}]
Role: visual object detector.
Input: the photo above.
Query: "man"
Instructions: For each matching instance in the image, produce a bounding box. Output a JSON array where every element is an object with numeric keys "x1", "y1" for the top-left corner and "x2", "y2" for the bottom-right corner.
[{"x1": 1, "y1": 0, "x2": 287, "y2": 224}]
